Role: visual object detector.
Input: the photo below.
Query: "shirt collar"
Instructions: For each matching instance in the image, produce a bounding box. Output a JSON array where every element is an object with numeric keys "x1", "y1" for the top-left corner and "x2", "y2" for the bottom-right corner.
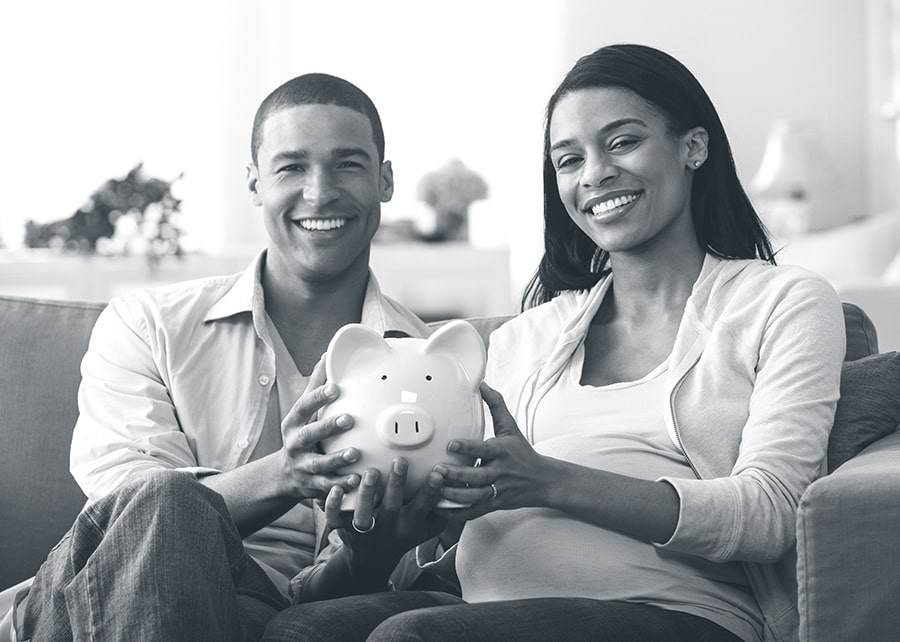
[
  {"x1": 203, "y1": 250, "x2": 265, "y2": 324},
  {"x1": 203, "y1": 249, "x2": 428, "y2": 339},
  {"x1": 360, "y1": 270, "x2": 394, "y2": 334}
]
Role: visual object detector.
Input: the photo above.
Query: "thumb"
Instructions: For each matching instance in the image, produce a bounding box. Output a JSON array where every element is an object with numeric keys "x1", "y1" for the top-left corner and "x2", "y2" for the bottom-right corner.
[{"x1": 479, "y1": 383, "x2": 519, "y2": 437}]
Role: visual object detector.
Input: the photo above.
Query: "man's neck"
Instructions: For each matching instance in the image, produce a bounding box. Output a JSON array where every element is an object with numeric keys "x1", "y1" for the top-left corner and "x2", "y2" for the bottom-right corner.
[{"x1": 262, "y1": 257, "x2": 370, "y2": 375}]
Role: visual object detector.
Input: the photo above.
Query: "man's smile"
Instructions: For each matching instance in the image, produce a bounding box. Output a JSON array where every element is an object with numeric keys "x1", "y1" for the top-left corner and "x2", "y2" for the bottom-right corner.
[{"x1": 293, "y1": 217, "x2": 349, "y2": 231}]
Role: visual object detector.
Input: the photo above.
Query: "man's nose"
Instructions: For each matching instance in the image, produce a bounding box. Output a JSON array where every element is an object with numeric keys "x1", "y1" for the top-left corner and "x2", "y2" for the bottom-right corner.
[{"x1": 303, "y1": 168, "x2": 339, "y2": 206}]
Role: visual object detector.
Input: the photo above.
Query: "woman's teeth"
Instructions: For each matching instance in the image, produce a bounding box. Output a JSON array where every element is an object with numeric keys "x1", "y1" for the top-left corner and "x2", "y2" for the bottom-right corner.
[
  {"x1": 591, "y1": 193, "x2": 640, "y2": 215},
  {"x1": 298, "y1": 218, "x2": 347, "y2": 231}
]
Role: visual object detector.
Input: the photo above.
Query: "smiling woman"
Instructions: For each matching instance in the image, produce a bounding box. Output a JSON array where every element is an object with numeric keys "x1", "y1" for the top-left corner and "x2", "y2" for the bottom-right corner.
[
  {"x1": 261, "y1": 44, "x2": 846, "y2": 642},
  {"x1": 548, "y1": 89, "x2": 706, "y2": 264}
]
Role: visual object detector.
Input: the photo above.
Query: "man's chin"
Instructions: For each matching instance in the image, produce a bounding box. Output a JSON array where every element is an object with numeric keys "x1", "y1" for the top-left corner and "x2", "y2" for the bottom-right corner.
[{"x1": 294, "y1": 252, "x2": 370, "y2": 285}]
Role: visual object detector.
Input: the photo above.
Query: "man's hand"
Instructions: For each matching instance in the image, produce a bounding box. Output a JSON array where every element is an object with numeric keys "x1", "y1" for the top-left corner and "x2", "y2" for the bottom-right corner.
[
  {"x1": 323, "y1": 457, "x2": 446, "y2": 586},
  {"x1": 278, "y1": 357, "x2": 362, "y2": 501}
]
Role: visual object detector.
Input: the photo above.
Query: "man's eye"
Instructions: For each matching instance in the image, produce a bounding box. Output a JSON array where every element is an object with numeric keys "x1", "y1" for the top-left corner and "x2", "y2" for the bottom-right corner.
[
  {"x1": 337, "y1": 161, "x2": 363, "y2": 170},
  {"x1": 278, "y1": 164, "x2": 305, "y2": 173}
]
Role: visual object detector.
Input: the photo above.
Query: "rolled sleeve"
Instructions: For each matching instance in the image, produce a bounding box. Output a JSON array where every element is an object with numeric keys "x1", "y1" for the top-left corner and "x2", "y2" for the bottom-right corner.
[{"x1": 70, "y1": 297, "x2": 211, "y2": 501}]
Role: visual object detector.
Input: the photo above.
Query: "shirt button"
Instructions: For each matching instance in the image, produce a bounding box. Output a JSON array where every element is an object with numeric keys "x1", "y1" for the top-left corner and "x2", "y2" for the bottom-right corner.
[
  {"x1": 258, "y1": 375, "x2": 271, "y2": 386},
  {"x1": 238, "y1": 439, "x2": 249, "y2": 448}
]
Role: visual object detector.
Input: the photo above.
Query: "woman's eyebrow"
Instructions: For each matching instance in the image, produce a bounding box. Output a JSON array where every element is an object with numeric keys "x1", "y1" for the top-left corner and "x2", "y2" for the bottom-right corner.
[{"x1": 550, "y1": 118, "x2": 648, "y2": 152}]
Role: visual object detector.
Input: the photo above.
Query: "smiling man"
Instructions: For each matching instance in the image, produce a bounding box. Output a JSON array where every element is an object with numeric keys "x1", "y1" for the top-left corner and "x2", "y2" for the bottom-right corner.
[{"x1": 12, "y1": 74, "x2": 446, "y2": 641}]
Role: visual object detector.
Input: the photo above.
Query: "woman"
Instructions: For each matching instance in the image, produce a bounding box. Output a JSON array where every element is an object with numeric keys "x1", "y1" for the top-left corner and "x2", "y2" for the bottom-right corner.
[{"x1": 263, "y1": 44, "x2": 844, "y2": 642}]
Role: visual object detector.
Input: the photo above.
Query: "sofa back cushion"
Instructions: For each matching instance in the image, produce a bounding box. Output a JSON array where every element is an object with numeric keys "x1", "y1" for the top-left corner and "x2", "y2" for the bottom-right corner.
[
  {"x1": 843, "y1": 301, "x2": 879, "y2": 361},
  {"x1": 0, "y1": 298, "x2": 879, "y2": 588},
  {"x1": 0, "y1": 296, "x2": 105, "y2": 587},
  {"x1": 828, "y1": 351, "x2": 900, "y2": 472}
]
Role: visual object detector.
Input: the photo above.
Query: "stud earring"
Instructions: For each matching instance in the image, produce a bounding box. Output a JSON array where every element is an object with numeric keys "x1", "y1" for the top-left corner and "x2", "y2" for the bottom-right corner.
[{"x1": 693, "y1": 160, "x2": 702, "y2": 168}]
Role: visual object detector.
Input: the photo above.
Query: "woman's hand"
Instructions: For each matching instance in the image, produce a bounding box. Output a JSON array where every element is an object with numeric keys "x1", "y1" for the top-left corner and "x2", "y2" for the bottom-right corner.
[
  {"x1": 323, "y1": 457, "x2": 446, "y2": 583},
  {"x1": 278, "y1": 357, "x2": 362, "y2": 501},
  {"x1": 435, "y1": 383, "x2": 556, "y2": 520}
]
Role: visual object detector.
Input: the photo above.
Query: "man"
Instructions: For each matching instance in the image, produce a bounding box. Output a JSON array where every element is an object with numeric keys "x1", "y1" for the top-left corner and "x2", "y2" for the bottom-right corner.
[{"x1": 12, "y1": 73, "x2": 446, "y2": 641}]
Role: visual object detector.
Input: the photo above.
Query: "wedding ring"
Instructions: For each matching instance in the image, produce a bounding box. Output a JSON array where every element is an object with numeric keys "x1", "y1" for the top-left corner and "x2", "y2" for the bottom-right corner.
[
  {"x1": 351, "y1": 515, "x2": 376, "y2": 534},
  {"x1": 489, "y1": 483, "x2": 498, "y2": 501}
]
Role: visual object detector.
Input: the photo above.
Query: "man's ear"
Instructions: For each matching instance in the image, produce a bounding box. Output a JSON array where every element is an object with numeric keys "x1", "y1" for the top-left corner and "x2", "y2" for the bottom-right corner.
[
  {"x1": 247, "y1": 163, "x2": 262, "y2": 206},
  {"x1": 684, "y1": 127, "x2": 709, "y2": 169},
  {"x1": 380, "y1": 160, "x2": 394, "y2": 203}
]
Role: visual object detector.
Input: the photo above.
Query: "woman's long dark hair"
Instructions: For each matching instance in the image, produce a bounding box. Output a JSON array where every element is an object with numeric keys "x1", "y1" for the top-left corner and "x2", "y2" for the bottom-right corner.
[{"x1": 522, "y1": 44, "x2": 775, "y2": 310}]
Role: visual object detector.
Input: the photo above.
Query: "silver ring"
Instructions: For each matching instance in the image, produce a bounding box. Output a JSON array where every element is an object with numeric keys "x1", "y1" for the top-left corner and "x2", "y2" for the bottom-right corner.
[
  {"x1": 489, "y1": 483, "x2": 498, "y2": 501},
  {"x1": 351, "y1": 515, "x2": 376, "y2": 534}
]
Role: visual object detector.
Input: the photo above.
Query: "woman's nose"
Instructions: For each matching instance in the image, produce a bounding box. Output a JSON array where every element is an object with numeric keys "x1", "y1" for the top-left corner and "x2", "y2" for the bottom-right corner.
[{"x1": 580, "y1": 154, "x2": 616, "y2": 188}]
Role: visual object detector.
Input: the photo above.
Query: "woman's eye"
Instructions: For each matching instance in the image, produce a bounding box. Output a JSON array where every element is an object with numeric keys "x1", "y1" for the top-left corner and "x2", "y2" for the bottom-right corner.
[
  {"x1": 609, "y1": 138, "x2": 637, "y2": 152},
  {"x1": 555, "y1": 156, "x2": 580, "y2": 170}
]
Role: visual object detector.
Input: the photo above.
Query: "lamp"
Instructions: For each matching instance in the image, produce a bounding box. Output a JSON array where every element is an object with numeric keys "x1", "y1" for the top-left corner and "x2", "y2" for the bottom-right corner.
[{"x1": 750, "y1": 119, "x2": 840, "y2": 240}]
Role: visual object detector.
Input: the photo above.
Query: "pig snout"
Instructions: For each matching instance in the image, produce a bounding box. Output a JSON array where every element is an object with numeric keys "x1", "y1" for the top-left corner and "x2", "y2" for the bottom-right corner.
[{"x1": 376, "y1": 403, "x2": 436, "y2": 448}]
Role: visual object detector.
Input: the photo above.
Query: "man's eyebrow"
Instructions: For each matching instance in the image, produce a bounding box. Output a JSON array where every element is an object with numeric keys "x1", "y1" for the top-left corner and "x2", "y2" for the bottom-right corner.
[
  {"x1": 270, "y1": 150, "x2": 308, "y2": 163},
  {"x1": 550, "y1": 117, "x2": 649, "y2": 153},
  {"x1": 270, "y1": 147, "x2": 373, "y2": 163},
  {"x1": 332, "y1": 146, "x2": 373, "y2": 161}
]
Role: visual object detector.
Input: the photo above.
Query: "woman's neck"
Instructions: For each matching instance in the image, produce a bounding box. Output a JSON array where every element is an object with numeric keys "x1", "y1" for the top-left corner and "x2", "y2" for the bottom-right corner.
[{"x1": 603, "y1": 240, "x2": 705, "y2": 323}]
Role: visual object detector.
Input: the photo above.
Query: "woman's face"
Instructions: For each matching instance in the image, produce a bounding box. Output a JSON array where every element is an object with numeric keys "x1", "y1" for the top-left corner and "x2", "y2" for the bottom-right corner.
[{"x1": 548, "y1": 87, "x2": 706, "y2": 256}]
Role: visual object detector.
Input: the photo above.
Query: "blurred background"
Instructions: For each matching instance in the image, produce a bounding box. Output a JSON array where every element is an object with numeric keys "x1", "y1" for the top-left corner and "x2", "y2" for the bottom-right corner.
[{"x1": 1, "y1": 0, "x2": 898, "y2": 335}]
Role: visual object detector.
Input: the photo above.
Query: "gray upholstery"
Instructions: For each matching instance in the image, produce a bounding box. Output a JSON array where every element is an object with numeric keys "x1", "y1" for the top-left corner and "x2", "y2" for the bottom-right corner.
[{"x1": 1, "y1": 294, "x2": 896, "y2": 642}]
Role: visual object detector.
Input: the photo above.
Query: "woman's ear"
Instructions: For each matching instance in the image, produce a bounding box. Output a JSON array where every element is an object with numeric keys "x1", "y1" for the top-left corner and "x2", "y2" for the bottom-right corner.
[{"x1": 685, "y1": 127, "x2": 709, "y2": 169}]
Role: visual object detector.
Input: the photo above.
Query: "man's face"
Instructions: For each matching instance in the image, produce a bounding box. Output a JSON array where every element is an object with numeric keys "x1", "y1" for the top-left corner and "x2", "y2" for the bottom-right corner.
[{"x1": 248, "y1": 104, "x2": 393, "y2": 283}]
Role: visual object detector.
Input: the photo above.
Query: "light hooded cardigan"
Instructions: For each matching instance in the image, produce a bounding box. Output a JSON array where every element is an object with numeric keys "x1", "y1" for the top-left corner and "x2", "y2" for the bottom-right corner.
[{"x1": 483, "y1": 254, "x2": 845, "y2": 642}]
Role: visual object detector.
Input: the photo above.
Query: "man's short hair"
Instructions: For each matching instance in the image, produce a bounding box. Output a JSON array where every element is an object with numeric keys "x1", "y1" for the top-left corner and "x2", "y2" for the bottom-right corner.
[{"x1": 250, "y1": 73, "x2": 386, "y2": 164}]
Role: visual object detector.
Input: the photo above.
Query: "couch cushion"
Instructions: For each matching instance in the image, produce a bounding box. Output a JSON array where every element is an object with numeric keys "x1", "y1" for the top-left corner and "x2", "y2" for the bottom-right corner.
[
  {"x1": 842, "y1": 302, "x2": 879, "y2": 361},
  {"x1": 428, "y1": 315, "x2": 512, "y2": 349},
  {"x1": 0, "y1": 296, "x2": 105, "y2": 587},
  {"x1": 827, "y1": 351, "x2": 900, "y2": 473}
]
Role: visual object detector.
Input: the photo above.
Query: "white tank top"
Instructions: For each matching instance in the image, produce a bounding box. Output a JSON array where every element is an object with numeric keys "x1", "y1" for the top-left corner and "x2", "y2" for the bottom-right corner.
[{"x1": 456, "y1": 343, "x2": 763, "y2": 642}]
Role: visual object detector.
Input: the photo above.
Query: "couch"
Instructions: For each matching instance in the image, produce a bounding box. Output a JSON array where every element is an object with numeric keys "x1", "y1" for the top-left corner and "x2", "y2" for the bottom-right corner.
[{"x1": 1, "y1": 294, "x2": 899, "y2": 641}]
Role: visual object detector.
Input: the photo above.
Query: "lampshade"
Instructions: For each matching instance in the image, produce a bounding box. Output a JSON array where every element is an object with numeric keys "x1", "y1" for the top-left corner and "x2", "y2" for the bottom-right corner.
[
  {"x1": 750, "y1": 119, "x2": 838, "y2": 199},
  {"x1": 750, "y1": 119, "x2": 841, "y2": 238}
]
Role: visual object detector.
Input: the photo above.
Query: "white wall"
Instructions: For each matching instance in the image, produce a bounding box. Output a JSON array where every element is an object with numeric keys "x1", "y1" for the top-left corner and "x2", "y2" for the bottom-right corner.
[
  {"x1": 563, "y1": 0, "x2": 869, "y2": 227},
  {"x1": 213, "y1": 0, "x2": 568, "y2": 298},
  {"x1": 0, "y1": 1, "x2": 891, "y2": 302}
]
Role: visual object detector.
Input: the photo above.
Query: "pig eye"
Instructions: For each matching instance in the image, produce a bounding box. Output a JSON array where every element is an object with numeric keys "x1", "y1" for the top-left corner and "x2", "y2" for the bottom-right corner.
[
  {"x1": 425, "y1": 375, "x2": 432, "y2": 381},
  {"x1": 381, "y1": 375, "x2": 388, "y2": 380}
]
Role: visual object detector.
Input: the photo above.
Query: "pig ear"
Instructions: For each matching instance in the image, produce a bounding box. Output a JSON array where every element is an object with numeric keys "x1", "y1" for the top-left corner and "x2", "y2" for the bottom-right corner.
[
  {"x1": 326, "y1": 324, "x2": 391, "y2": 381},
  {"x1": 423, "y1": 320, "x2": 486, "y2": 388}
]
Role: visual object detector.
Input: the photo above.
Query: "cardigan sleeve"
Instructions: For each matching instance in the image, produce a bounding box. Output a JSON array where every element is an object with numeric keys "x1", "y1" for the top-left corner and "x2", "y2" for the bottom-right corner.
[{"x1": 656, "y1": 271, "x2": 845, "y2": 563}]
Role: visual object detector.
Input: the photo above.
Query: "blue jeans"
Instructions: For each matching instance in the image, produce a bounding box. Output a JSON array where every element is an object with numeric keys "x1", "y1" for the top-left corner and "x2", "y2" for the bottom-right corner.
[
  {"x1": 14, "y1": 470, "x2": 288, "y2": 642},
  {"x1": 262, "y1": 591, "x2": 743, "y2": 642}
]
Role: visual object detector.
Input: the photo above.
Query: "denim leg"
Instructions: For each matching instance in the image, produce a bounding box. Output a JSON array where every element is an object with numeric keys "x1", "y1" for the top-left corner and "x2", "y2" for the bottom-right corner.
[
  {"x1": 261, "y1": 591, "x2": 464, "y2": 642},
  {"x1": 367, "y1": 598, "x2": 744, "y2": 642},
  {"x1": 15, "y1": 470, "x2": 287, "y2": 642}
]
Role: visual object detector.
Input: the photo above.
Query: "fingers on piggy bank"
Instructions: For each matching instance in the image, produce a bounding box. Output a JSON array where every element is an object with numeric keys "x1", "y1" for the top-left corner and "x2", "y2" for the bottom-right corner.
[{"x1": 320, "y1": 320, "x2": 486, "y2": 510}]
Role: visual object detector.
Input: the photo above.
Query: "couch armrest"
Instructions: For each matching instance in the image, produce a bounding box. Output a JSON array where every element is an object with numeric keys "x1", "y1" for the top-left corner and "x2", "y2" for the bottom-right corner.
[{"x1": 796, "y1": 428, "x2": 900, "y2": 641}]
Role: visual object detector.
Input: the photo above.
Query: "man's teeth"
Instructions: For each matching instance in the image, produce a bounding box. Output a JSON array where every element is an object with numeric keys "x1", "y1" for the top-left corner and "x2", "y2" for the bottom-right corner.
[
  {"x1": 297, "y1": 218, "x2": 347, "y2": 231},
  {"x1": 590, "y1": 193, "x2": 639, "y2": 215}
]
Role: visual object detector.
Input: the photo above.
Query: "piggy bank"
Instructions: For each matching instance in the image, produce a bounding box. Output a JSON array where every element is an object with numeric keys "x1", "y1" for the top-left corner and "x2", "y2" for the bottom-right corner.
[{"x1": 319, "y1": 319, "x2": 486, "y2": 510}]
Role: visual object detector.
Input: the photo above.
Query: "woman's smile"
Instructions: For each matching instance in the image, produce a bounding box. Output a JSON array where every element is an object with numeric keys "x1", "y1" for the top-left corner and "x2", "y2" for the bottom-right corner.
[{"x1": 583, "y1": 191, "x2": 643, "y2": 221}]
